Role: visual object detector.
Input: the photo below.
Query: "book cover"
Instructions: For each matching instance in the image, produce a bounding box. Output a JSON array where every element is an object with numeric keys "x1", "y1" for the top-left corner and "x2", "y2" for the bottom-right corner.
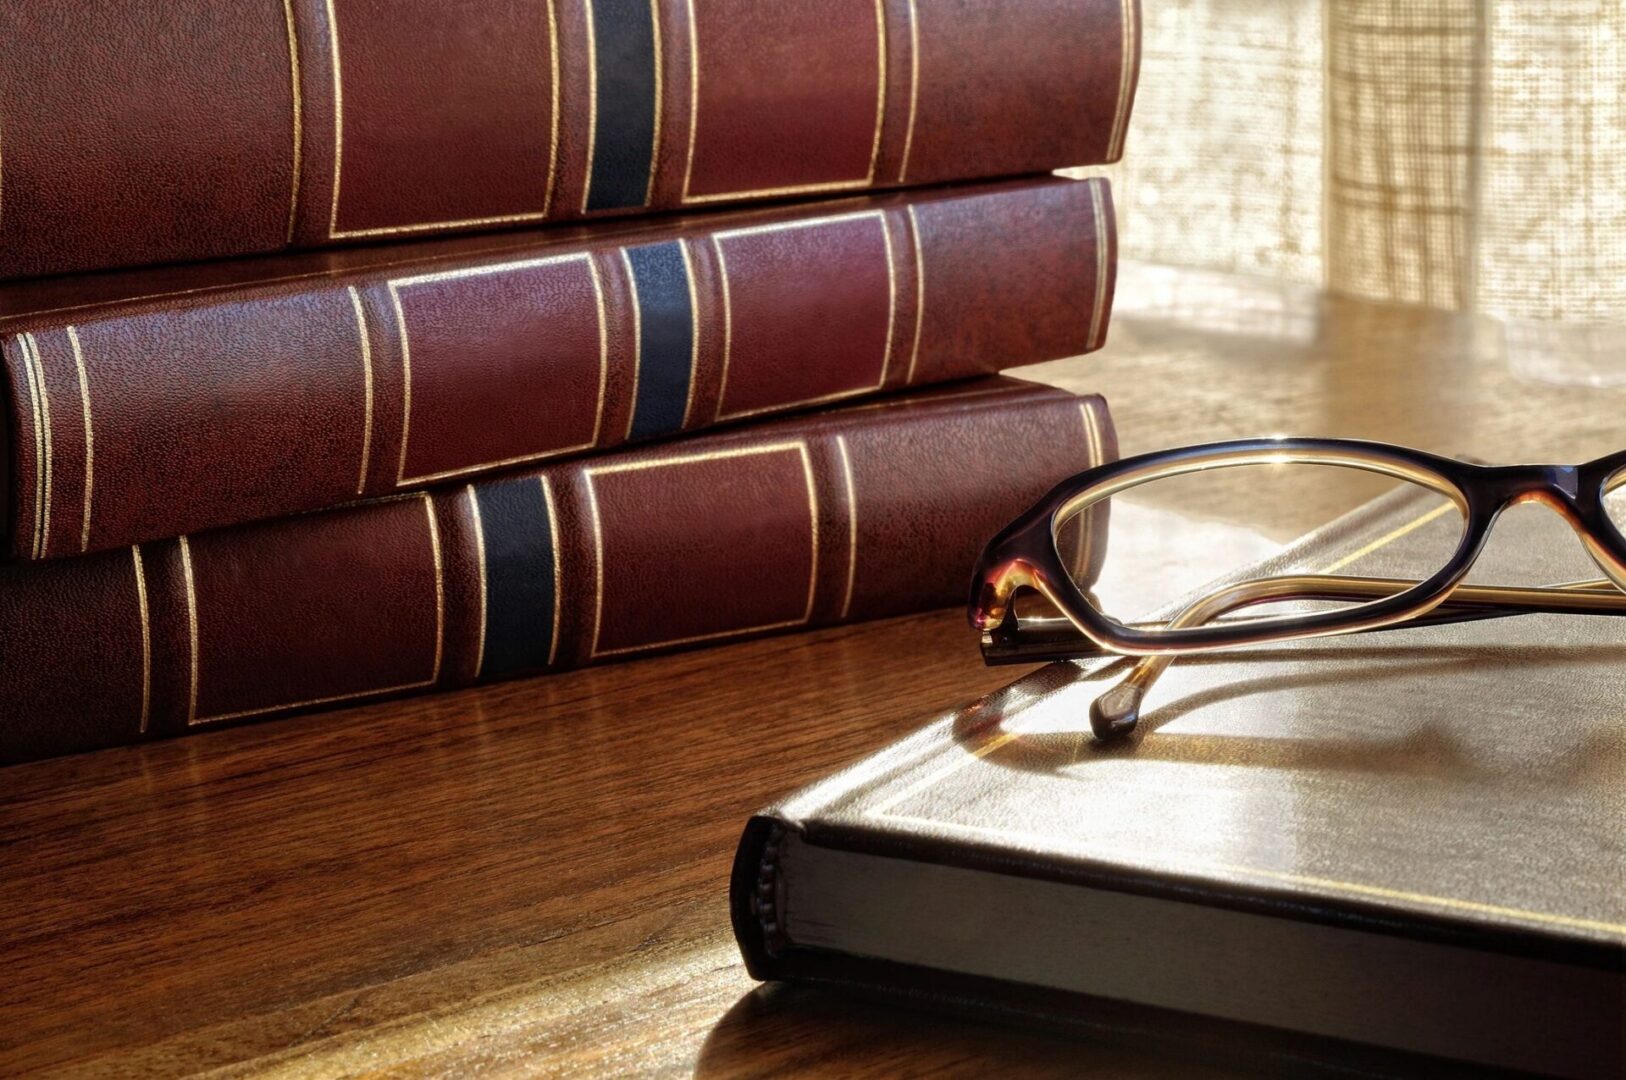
[
  {"x1": 0, "y1": 0, "x2": 1140, "y2": 278},
  {"x1": 0, "y1": 378, "x2": 1115, "y2": 765},
  {"x1": 0, "y1": 176, "x2": 1114, "y2": 560},
  {"x1": 733, "y1": 484, "x2": 1626, "y2": 1078}
]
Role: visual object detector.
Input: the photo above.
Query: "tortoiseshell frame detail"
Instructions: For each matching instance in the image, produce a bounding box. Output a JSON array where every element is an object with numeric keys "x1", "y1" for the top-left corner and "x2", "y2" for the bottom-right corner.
[{"x1": 969, "y1": 438, "x2": 1626, "y2": 737}]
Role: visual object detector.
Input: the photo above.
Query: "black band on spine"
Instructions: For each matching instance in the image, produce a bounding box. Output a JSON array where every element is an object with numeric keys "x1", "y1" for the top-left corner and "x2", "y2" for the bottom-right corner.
[
  {"x1": 474, "y1": 476, "x2": 558, "y2": 679},
  {"x1": 626, "y1": 241, "x2": 695, "y2": 441},
  {"x1": 586, "y1": 0, "x2": 659, "y2": 211}
]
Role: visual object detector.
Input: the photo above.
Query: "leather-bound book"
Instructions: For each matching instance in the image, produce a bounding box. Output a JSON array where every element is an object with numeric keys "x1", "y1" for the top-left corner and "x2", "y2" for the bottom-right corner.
[
  {"x1": 0, "y1": 176, "x2": 1115, "y2": 560},
  {"x1": 0, "y1": 378, "x2": 1115, "y2": 765},
  {"x1": 732, "y1": 487, "x2": 1625, "y2": 1078},
  {"x1": 0, "y1": 0, "x2": 1140, "y2": 279}
]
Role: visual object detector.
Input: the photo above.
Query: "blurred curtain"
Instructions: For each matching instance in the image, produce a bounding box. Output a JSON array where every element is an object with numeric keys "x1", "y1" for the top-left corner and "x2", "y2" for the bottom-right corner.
[{"x1": 1080, "y1": 0, "x2": 1626, "y2": 372}]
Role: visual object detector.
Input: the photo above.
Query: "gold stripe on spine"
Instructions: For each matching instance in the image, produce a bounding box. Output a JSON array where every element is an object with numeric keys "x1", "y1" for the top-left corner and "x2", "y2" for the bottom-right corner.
[
  {"x1": 1074, "y1": 400, "x2": 1101, "y2": 576},
  {"x1": 24, "y1": 334, "x2": 53, "y2": 559},
  {"x1": 904, "y1": 205, "x2": 926, "y2": 383},
  {"x1": 540, "y1": 474, "x2": 563, "y2": 666},
  {"x1": 188, "y1": 494, "x2": 445, "y2": 725},
  {"x1": 587, "y1": 259, "x2": 610, "y2": 448},
  {"x1": 680, "y1": 0, "x2": 888, "y2": 203},
  {"x1": 584, "y1": 441, "x2": 819, "y2": 657},
  {"x1": 1107, "y1": 0, "x2": 1137, "y2": 161},
  {"x1": 325, "y1": 0, "x2": 561, "y2": 238},
  {"x1": 467, "y1": 485, "x2": 488, "y2": 678},
  {"x1": 880, "y1": 214, "x2": 898, "y2": 384},
  {"x1": 897, "y1": 0, "x2": 920, "y2": 183},
  {"x1": 680, "y1": 0, "x2": 701, "y2": 202},
  {"x1": 16, "y1": 335, "x2": 44, "y2": 559},
  {"x1": 388, "y1": 253, "x2": 609, "y2": 485},
  {"x1": 426, "y1": 491, "x2": 446, "y2": 683},
  {"x1": 677, "y1": 239, "x2": 700, "y2": 427},
  {"x1": 132, "y1": 545, "x2": 152, "y2": 733},
  {"x1": 283, "y1": 0, "x2": 303, "y2": 243},
  {"x1": 179, "y1": 535, "x2": 200, "y2": 724},
  {"x1": 388, "y1": 282, "x2": 413, "y2": 484},
  {"x1": 836, "y1": 434, "x2": 859, "y2": 620},
  {"x1": 585, "y1": 468, "x2": 607, "y2": 658},
  {"x1": 645, "y1": 0, "x2": 664, "y2": 205},
  {"x1": 67, "y1": 326, "x2": 93, "y2": 553},
  {"x1": 580, "y1": 0, "x2": 600, "y2": 214},
  {"x1": 324, "y1": 0, "x2": 343, "y2": 237},
  {"x1": 867, "y1": 0, "x2": 887, "y2": 184},
  {"x1": 1087, "y1": 182, "x2": 1109, "y2": 349},
  {"x1": 709, "y1": 235, "x2": 733, "y2": 423},
  {"x1": 712, "y1": 211, "x2": 895, "y2": 420},
  {"x1": 547, "y1": 0, "x2": 561, "y2": 216},
  {"x1": 621, "y1": 249, "x2": 643, "y2": 440},
  {"x1": 348, "y1": 286, "x2": 374, "y2": 494}
]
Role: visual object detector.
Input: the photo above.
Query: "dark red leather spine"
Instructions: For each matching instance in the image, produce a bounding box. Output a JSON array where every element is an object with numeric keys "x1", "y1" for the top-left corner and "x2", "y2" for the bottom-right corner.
[
  {"x1": 0, "y1": 177, "x2": 1117, "y2": 560},
  {"x1": 0, "y1": 0, "x2": 1140, "y2": 279},
  {"x1": 0, "y1": 380, "x2": 1115, "y2": 764}
]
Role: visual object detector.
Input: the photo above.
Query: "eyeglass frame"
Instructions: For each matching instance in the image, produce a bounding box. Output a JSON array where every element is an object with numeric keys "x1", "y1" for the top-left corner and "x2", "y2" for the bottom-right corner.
[{"x1": 968, "y1": 438, "x2": 1626, "y2": 734}]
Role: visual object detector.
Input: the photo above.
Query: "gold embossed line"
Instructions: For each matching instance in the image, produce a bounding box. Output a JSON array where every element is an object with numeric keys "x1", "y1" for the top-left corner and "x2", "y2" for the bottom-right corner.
[
  {"x1": 540, "y1": 474, "x2": 563, "y2": 666},
  {"x1": 283, "y1": 0, "x2": 303, "y2": 243},
  {"x1": 324, "y1": 0, "x2": 344, "y2": 237},
  {"x1": 904, "y1": 205, "x2": 926, "y2": 383},
  {"x1": 580, "y1": 0, "x2": 601, "y2": 214},
  {"x1": 621, "y1": 250, "x2": 644, "y2": 440},
  {"x1": 711, "y1": 212, "x2": 896, "y2": 421},
  {"x1": 348, "y1": 287, "x2": 374, "y2": 494},
  {"x1": 14, "y1": 335, "x2": 43, "y2": 559},
  {"x1": 1107, "y1": 0, "x2": 1138, "y2": 161},
  {"x1": 179, "y1": 535, "x2": 200, "y2": 724},
  {"x1": 897, "y1": 0, "x2": 920, "y2": 183},
  {"x1": 132, "y1": 545, "x2": 152, "y2": 733},
  {"x1": 836, "y1": 434, "x2": 859, "y2": 619},
  {"x1": 681, "y1": 0, "x2": 888, "y2": 203},
  {"x1": 645, "y1": 0, "x2": 664, "y2": 205},
  {"x1": 468, "y1": 485, "x2": 489, "y2": 678},
  {"x1": 1087, "y1": 182, "x2": 1110, "y2": 350},
  {"x1": 677, "y1": 239, "x2": 700, "y2": 427},
  {"x1": 21, "y1": 333, "x2": 53, "y2": 558},
  {"x1": 584, "y1": 441, "x2": 820, "y2": 657},
  {"x1": 66, "y1": 326, "x2": 94, "y2": 552},
  {"x1": 1075, "y1": 400, "x2": 1102, "y2": 575}
]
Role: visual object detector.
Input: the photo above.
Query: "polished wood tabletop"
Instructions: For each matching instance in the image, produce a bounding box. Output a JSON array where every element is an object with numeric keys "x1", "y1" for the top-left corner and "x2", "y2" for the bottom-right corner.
[{"x1": 7, "y1": 267, "x2": 1626, "y2": 1077}]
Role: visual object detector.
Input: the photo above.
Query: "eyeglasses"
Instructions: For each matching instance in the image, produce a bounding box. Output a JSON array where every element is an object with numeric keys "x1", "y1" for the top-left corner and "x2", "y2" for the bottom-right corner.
[{"x1": 968, "y1": 438, "x2": 1626, "y2": 738}]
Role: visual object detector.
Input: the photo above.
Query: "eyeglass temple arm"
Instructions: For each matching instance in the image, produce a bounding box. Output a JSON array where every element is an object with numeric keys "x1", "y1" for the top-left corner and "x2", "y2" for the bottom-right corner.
[{"x1": 981, "y1": 576, "x2": 1625, "y2": 739}]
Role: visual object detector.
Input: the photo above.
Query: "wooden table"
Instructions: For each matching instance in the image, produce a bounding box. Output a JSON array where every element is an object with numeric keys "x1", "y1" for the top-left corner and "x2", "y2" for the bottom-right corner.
[{"x1": 8, "y1": 267, "x2": 1625, "y2": 1076}]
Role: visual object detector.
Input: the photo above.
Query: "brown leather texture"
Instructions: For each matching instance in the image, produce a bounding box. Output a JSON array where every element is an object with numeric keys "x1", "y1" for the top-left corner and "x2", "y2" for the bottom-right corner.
[
  {"x1": 0, "y1": 0, "x2": 1140, "y2": 279},
  {"x1": 0, "y1": 379, "x2": 1114, "y2": 764},
  {"x1": 0, "y1": 176, "x2": 1116, "y2": 560}
]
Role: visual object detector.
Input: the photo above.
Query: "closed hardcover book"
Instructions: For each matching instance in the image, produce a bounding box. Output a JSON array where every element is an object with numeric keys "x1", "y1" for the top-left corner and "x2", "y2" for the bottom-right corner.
[
  {"x1": 732, "y1": 487, "x2": 1626, "y2": 1078},
  {"x1": 0, "y1": 0, "x2": 1139, "y2": 278},
  {"x1": 0, "y1": 176, "x2": 1115, "y2": 560},
  {"x1": 0, "y1": 378, "x2": 1115, "y2": 765}
]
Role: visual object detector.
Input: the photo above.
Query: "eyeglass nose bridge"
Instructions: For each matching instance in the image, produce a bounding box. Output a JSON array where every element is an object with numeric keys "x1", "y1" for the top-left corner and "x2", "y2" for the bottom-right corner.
[{"x1": 1468, "y1": 464, "x2": 1626, "y2": 590}]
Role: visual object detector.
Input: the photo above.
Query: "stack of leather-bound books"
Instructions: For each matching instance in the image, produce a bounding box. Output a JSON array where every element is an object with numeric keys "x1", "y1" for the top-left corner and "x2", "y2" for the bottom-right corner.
[{"x1": 0, "y1": 0, "x2": 1139, "y2": 764}]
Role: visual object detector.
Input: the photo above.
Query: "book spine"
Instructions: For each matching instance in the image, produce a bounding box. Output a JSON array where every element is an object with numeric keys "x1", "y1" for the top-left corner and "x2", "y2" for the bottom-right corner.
[
  {"x1": 0, "y1": 384, "x2": 1114, "y2": 765},
  {"x1": 2, "y1": 178, "x2": 1116, "y2": 560},
  {"x1": 0, "y1": 0, "x2": 1140, "y2": 279}
]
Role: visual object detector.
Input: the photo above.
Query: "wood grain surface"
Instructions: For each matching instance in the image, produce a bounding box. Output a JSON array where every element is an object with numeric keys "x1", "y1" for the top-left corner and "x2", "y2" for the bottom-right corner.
[{"x1": 8, "y1": 267, "x2": 1626, "y2": 1076}]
